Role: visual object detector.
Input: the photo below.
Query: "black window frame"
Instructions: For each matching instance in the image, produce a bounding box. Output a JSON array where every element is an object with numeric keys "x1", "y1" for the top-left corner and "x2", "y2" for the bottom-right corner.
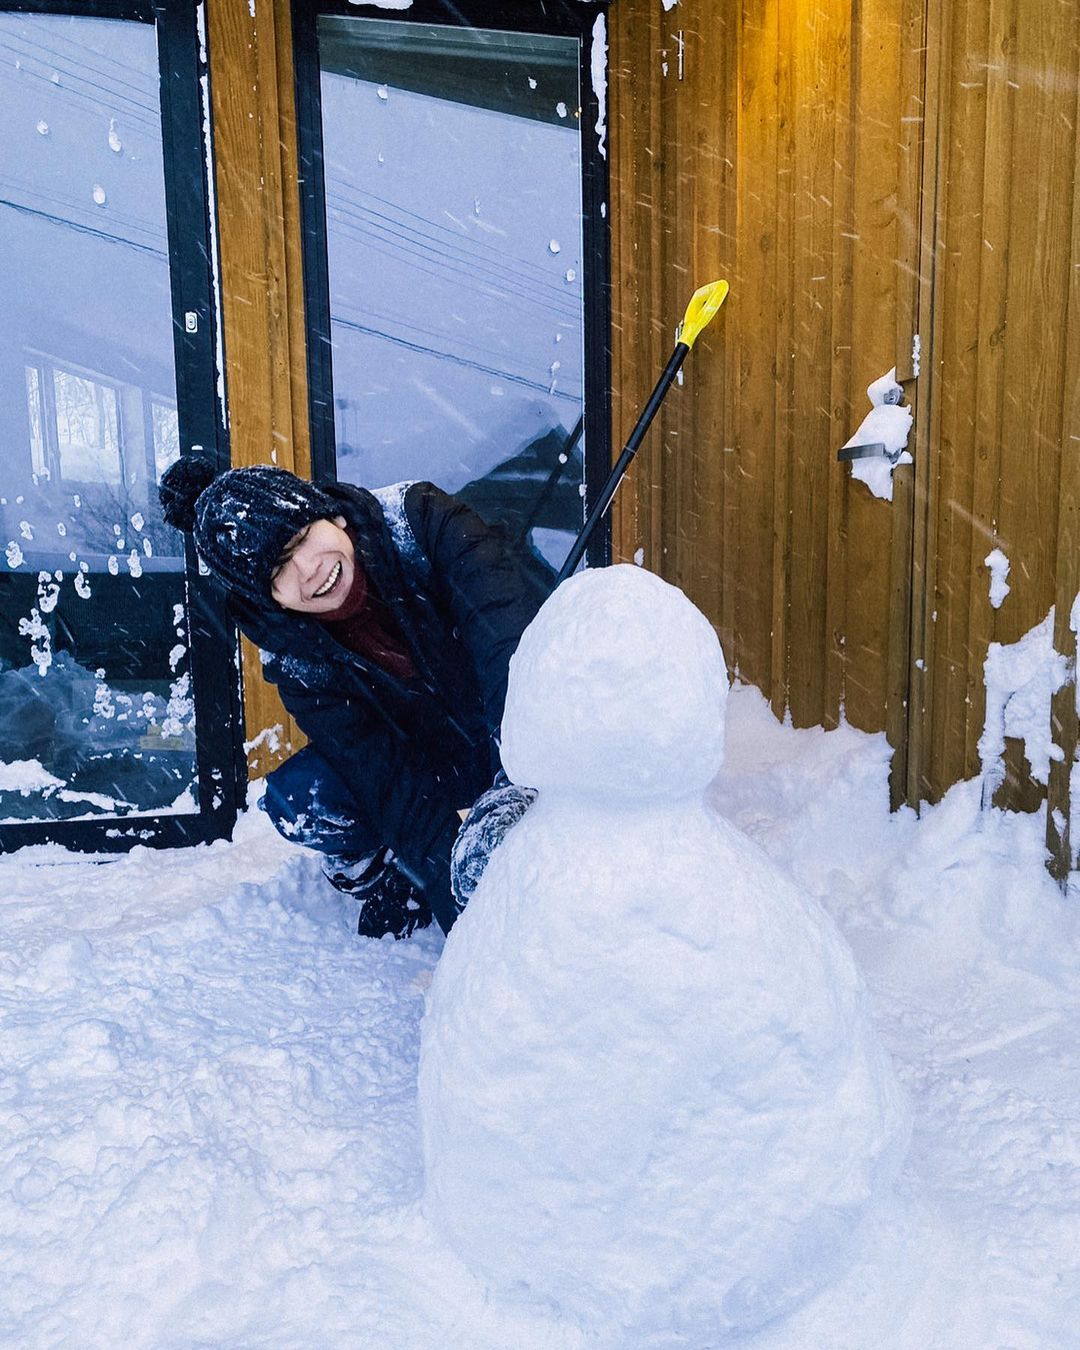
[
  {"x1": 0, "y1": 0, "x2": 246, "y2": 856},
  {"x1": 292, "y1": 0, "x2": 613, "y2": 570}
]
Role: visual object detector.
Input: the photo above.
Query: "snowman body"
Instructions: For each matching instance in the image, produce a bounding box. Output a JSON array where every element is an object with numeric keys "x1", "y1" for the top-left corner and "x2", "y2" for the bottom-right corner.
[{"x1": 419, "y1": 566, "x2": 909, "y2": 1342}]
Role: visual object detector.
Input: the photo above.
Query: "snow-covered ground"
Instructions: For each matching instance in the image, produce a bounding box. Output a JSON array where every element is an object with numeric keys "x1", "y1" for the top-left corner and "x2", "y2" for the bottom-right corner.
[{"x1": 2, "y1": 683, "x2": 1078, "y2": 1348}]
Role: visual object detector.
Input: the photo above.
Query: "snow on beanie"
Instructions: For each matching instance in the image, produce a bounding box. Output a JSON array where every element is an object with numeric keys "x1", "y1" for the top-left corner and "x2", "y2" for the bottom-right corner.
[{"x1": 158, "y1": 454, "x2": 341, "y2": 605}]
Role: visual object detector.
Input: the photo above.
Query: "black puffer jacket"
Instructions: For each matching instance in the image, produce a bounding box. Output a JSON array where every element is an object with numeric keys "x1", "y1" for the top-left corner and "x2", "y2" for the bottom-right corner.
[{"x1": 230, "y1": 480, "x2": 552, "y2": 932}]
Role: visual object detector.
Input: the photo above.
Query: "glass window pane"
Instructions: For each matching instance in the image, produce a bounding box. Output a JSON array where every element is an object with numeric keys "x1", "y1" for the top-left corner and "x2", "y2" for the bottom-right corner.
[
  {"x1": 0, "y1": 12, "x2": 197, "y2": 825},
  {"x1": 317, "y1": 16, "x2": 586, "y2": 571}
]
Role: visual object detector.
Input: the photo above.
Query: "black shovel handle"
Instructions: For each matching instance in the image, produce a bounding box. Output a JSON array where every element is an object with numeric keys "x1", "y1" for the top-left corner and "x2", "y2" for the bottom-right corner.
[{"x1": 555, "y1": 344, "x2": 690, "y2": 585}]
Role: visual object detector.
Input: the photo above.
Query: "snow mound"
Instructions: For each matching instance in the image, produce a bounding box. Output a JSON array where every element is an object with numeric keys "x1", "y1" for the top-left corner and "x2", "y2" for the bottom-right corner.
[
  {"x1": 420, "y1": 565, "x2": 911, "y2": 1342},
  {"x1": 500, "y1": 564, "x2": 727, "y2": 800}
]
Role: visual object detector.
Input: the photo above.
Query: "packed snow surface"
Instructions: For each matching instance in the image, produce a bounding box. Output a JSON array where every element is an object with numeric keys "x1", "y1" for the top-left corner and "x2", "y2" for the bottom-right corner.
[
  {"x1": 2, "y1": 644, "x2": 1079, "y2": 1345},
  {"x1": 421, "y1": 567, "x2": 910, "y2": 1341}
]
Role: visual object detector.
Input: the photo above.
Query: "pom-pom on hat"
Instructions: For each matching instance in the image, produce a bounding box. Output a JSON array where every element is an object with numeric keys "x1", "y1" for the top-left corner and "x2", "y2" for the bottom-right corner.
[{"x1": 159, "y1": 454, "x2": 341, "y2": 605}]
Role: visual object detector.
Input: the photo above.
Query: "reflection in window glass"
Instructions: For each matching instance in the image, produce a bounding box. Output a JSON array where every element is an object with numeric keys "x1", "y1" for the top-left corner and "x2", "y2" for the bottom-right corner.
[
  {"x1": 0, "y1": 12, "x2": 196, "y2": 825},
  {"x1": 152, "y1": 400, "x2": 180, "y2": 479},
  {"x1": 317, "y1": 17, "x2": 586, "y2": 571},
  {"x1": 25, "y1": 366, "x2": 47, "y2": 477},
  {"x1": 53, "y1": 367, "x2": 122, "y2": 484}
]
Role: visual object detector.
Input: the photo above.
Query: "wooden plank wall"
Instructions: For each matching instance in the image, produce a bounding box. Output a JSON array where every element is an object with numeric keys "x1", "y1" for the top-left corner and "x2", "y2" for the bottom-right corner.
[
  {"x1": 205, "y1": 0, "x2": 309, "y2": 777},
  {"x1": 913, "y1": 0, "x2": 1080, "y2": 841},
  {"x1": 608, "y1": 2, "x2": 669, "y2": 574},
  {"x1": 610, "y1": 0, "x2": 1080, "y2": 854},
  {"x1": 609, "y1": 0, "x2": 924, "y2": 799}
]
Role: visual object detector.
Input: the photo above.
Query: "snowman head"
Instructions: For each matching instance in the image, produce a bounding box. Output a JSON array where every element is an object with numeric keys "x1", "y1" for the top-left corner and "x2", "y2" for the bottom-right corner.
[{"x1": 500, "y1": 564, "x2": 728, "y2": 801}]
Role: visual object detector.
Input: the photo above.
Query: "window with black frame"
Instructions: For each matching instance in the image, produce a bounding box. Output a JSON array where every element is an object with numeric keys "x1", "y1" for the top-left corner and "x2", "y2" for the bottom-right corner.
[
  {"x1": 295, "y1": 0, "x2": 610, "y2": 574},
  {"x1": 0, "y1": 1, "x2": 242, "y2": 851}
]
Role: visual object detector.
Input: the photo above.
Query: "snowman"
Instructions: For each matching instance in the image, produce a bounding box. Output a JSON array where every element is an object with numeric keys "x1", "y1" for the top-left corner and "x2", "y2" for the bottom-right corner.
[{"x1": 418, "y1": 564, "x2": 910, "y2": 1344}]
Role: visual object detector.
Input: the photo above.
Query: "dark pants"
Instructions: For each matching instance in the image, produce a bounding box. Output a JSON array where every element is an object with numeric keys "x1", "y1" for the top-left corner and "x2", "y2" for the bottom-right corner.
[
  {"x1": 260, "y1": 746, "x2": 380, "y2": 862},
  {"x1": 259, "y1": 745, "x2": 460, "y2": 933}
]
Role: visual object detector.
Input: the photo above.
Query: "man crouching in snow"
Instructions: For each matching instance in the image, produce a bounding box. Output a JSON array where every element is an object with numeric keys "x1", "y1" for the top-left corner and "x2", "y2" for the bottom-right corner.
[{"x1": 159, "y1": 456, "x2": 542, "y2": 939}]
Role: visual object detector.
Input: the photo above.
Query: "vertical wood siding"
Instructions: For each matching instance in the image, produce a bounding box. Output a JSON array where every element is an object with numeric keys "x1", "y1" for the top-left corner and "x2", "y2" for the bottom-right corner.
[
  {"x1": 206, "y1": 0, "x2": 309, "y2": 774},
  {"x1": 609, "y1": 0, "x2": 923, "y2": 789},
  {"x1": 609, "y1": 0, "x2": 1080, "y2": 855},
  {"x1": 914, "y1": 0, "x2": 1080, "y2": 837}
]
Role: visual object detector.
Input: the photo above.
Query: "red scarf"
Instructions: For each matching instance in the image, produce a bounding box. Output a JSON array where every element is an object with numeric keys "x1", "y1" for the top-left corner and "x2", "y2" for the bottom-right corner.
[{"x1": 317, "y1": 539, "x2": 417, "y2": 681}]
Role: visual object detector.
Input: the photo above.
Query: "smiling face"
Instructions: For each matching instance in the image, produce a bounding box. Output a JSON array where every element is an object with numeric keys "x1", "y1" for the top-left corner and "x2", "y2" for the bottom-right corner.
[{"x1": 270, "y1": 515, "x2": 355, "y2": 613}]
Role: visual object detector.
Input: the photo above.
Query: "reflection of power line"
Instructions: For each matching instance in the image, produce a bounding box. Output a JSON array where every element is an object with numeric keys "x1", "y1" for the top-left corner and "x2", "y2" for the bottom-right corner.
[
  {"x1": 0, "y1": 28, "x2": 160, "y2": 111},
  {"x1": 329, "y1": 179, "x2": 580, "y2": 309},
  {"x1": 0, "y1": 173, "x2": 167, "y2": 244},
  {"x1": 331, "y1": 169, "x2": 581, "y2": 288},
  {"x1": 328, "y1": 207, "x2": 578, "y2": 327},
  {"x1": 0, "y1": 196, "x2": 167, "y2": 260},
  {"x1": 0, "y1": 18, "x2": 160, "y2": 99},
  {"x1": 331, "y1": 312, "x2": 582, "y2": 403},
  {"x1": 354, "y1": 297, "x2": 579, "y2": 377},
  {"x1": 0, "y1": 64, "x2": 158, "y2": 138},
  {"x1": 327, "y1": 197, "x2": 579, "y2": 323},
  {"x1": 328, "y1": 216, "x2": 578, "y2": 334},
  {"x1": 0, "y1": 37, "x2": 160, "y2": 132}
]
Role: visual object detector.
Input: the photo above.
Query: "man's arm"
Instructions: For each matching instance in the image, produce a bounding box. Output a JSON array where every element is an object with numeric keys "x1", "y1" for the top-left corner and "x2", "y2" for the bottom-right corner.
[{"x1": 404, "y1": 483, "x2": 553, "y2": 733}]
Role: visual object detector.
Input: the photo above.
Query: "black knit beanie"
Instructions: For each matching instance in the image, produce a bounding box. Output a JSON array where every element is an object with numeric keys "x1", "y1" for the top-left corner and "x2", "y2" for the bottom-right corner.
[{"x1": 159, "y1": 455, "x2": 341, "y2": 605}]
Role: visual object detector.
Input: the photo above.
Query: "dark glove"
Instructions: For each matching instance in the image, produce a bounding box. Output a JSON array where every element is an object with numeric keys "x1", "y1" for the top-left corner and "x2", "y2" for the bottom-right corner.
[
  {"x1": 450, "y1": 778, "x2": 537, "y2": 914},
  {"x1": 324, "y1": 848, "x2": 433, "y2": 939}
]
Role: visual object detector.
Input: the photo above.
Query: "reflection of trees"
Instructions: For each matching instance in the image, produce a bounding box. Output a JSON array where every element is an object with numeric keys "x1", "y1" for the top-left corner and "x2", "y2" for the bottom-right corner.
[
  {"x1": 21, "y1": 474, "x2": 182, "y2": 565},
  {"x1": 20, "y1": 356, "x2": 182, "y2": 564}
]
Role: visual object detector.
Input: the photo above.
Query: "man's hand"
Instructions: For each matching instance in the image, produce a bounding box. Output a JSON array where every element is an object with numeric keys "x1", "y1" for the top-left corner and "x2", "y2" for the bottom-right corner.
[{"x1": 450, "y1": 779, "x2": 537, "y2": 914}]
